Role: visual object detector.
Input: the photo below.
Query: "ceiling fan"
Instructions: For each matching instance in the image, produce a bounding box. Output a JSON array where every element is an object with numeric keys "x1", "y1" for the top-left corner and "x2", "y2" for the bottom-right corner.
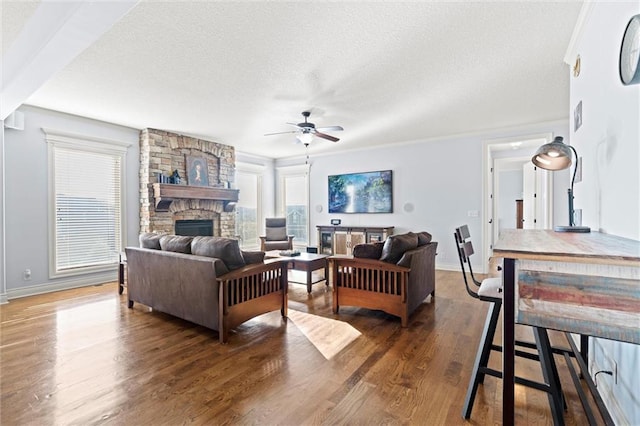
[{"x1": 264, "y1": 111, "x2": 344, "y2": 143}]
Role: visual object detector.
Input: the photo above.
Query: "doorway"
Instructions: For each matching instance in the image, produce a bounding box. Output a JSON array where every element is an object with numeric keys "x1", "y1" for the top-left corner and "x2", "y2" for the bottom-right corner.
[{"x1": 482, "y1": 134, "x2": 554, "y2": 272}]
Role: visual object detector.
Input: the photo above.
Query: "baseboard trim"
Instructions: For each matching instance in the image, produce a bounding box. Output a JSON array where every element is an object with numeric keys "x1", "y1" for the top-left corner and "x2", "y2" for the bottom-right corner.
[
  {"x1": 6, "y1": 271, "x2": 117, "y2": 300},
  {"x1": 435, "y1": 262, "x2": 460, "y2": 272}
]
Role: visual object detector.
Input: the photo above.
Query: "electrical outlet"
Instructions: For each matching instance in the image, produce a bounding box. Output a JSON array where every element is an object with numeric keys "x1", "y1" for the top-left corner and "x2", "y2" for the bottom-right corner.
[{"x1": 23, "y1": 269, "x2": 32, "y2": 280}]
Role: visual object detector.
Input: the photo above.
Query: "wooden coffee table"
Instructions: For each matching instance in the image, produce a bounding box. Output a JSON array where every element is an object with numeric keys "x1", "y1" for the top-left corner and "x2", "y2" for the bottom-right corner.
[{"x1": 265, "y1": 251, "x2": 329, "y2": 293}]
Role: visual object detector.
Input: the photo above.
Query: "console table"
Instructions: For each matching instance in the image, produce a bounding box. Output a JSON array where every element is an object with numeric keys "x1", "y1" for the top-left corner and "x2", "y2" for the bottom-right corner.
[
  {"x1": 493, "y1": 230, "x2": 640, "y2": 424},
  {"x1": 316, "y1": 226, "x2": 394, "y2": 255}
]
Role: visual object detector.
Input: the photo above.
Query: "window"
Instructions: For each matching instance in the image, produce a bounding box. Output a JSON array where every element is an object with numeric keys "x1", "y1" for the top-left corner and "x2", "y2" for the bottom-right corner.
[
  {"x1": 235, "y1": 162, "x2": 264, "y2": 250},
  {"x1": 277, "y1": 164, "x2": 309, "y2": 247},
  {"x1": 45, "y1": 129, "x2": 130, "y2": 277}
]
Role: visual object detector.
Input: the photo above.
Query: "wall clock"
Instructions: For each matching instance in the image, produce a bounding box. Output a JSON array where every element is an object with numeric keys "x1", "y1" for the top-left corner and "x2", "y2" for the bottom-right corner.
[{"x1": 619, "y1": 14, "x2": 640, "y2": 85}]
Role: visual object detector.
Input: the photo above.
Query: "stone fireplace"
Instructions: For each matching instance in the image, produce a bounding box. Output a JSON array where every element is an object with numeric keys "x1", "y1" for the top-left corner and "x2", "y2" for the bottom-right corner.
[{"x1": 139, "y1": 128, "x2": 237, "y2": 237}]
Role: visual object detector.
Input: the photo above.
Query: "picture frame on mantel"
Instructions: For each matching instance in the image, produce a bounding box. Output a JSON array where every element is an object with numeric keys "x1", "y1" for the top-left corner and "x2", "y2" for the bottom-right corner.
[{"x1": 185, "y1": 155, "x2": 209, "y2": 186}]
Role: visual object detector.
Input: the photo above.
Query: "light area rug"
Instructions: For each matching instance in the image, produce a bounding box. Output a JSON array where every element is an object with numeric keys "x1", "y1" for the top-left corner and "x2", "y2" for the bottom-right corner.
[{"x1": 287, "y1": 310, "x2": 362, "y2": 360}]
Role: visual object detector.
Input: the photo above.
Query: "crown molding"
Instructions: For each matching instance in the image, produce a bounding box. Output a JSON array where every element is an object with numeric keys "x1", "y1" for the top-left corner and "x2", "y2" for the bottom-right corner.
[{"x1": 564, "y1": 2, "x2": 596, "y2": 65}]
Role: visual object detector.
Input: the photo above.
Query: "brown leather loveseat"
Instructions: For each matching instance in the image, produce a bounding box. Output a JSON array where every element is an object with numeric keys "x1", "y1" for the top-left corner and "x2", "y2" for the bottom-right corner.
[
  {"x1": 126, "y1": 234, "x2": 288, "y2": 343},
  {"x1": 330, "y1": 231, "x2": 437, "y2": 327}
]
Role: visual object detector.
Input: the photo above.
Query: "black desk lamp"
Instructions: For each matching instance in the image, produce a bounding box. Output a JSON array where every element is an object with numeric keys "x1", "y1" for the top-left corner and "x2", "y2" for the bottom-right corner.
[{"x1": 532, "y1": 136, "x2": 590, "y2": 233}]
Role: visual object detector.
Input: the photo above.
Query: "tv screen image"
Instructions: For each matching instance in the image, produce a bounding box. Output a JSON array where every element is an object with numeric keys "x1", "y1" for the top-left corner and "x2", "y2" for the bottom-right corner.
[{"x1": 328, "y1": 170, "x2": 393, "y2": 213}]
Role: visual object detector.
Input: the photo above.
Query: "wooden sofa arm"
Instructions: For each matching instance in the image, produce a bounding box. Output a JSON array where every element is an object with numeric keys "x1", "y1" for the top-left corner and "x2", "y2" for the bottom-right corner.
[
  {"x1": 329, "y1": 256, "x2": 411, "y2": 273},
  {"x1": 259, "y1": 236, "x2": 295, "y2": 251},
  {"x1": 330, "y1": 256, "x2": 410, "y2": 300},
  {"x1": 217, "y1": 259, "x2": 288, "y2": 306},
  {"x1": 217, "y1": 258, "x2": 284, "y2": 280},
  {"x1": 216, "y1": 258, "x2": 288, "y2": 343}
]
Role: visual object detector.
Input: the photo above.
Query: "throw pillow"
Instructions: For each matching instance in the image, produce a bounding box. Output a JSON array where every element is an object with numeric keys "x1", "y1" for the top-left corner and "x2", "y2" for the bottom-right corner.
[
  {"x1": 353, "y1": 242, "x2": 384, "y2": 259},
  {"x1": 139, "y1": 232, "x2": 164, "y2": 249},
  {"x1": 380, "y1": 232, "x2": 418, "y2": 264},
  {"x1": 211, "y1": 259, "x2": 230, "y2": 276},
  {"x1": 241, "y1": 250, "x2": 266, "y2": 265},
  {"x1": 191, "y1": 236, "x2": 246, "y2": 271},
  {"x1": 397, "y1": 252, "x2": 413, "y2": 268},
  {"x1": 416, "y1": 231, "x2": 433, "y2": 246},
  {"x1": 159, "y1": 235, "x2": 193, "y2": 253}
]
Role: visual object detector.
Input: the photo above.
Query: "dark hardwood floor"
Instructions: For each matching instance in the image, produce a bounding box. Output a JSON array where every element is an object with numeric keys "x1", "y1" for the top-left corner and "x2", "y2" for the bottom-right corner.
[{"x1": 1, "y1": 270, "x2": 597, "y2": 425}]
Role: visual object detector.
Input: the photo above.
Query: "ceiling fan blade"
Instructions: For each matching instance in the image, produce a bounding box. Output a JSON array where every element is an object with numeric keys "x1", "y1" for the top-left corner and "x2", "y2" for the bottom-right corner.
[
  {"x1": 314, "y1": 132, "x2": 340, "y2": 142},
  {"x1": 286, "y1": 122, "x2": 301, "y2": 127},
  {"x1": 316, "y1": 125, "x2": 344, "y2": 132},
  {"x1": 264, "y1": 130, "x2": 299, "y2": 136}
]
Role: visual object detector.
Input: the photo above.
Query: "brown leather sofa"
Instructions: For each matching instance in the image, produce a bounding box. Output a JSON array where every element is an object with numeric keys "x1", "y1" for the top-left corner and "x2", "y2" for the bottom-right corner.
[
  {"x1": 330, "y1": 231, "x2": 437, "y2": 327},
  {"x1": 126, "y1": 234, "x2": 288, "y2": 343}
]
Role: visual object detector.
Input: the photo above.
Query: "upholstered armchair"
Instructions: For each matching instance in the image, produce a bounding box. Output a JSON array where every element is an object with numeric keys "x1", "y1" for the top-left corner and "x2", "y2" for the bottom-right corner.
[{"x1": 259, "y1": 218, "x2": 294, "y2": 251}]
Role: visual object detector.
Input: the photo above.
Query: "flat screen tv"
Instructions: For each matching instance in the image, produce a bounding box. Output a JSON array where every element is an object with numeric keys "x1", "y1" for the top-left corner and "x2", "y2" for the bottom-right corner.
[{"x1": 328, "y1": 170, "x2": 393, "y2": 213}]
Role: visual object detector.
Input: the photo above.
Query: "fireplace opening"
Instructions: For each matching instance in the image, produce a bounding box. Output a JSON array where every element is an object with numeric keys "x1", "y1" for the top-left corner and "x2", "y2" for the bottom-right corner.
[{"x1": 175, "y1": 220, "x2": 214, "y2": 236}]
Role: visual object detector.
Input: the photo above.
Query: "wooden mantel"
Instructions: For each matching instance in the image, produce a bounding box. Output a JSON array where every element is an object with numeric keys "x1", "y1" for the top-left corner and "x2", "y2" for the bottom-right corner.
[{"x1": 150, "y1": 183, "x2": 239, "y2": 212}]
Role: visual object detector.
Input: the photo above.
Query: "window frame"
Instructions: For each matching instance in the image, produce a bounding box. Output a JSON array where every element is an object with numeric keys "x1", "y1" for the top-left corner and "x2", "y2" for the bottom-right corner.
[
  {"x1": 235, "y1": 161, "x2": 264, "y2": 250},
  {"x1": 44, "y1": 129, "x2": 130, "y2": 278},
  {"x1": 276, "y1": 164, "x2": 310, "y2": 248}
]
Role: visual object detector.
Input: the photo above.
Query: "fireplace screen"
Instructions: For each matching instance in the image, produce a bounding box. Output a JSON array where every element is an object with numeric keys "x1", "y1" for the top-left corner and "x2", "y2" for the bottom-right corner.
[{"x1": 175, "y1": 220, "x2": 213, "y2": 236}]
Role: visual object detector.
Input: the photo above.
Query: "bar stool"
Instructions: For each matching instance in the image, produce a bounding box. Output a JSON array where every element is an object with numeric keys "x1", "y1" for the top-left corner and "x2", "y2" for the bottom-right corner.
[{"x1": 454, "y1": 225, "x2": 565, "y2": 424}]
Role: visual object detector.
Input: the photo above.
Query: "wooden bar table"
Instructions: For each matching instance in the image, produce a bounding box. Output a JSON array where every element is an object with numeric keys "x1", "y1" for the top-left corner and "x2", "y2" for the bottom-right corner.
[{"x1": 493, "y1": 230, "x2": 640, "y2": 424}]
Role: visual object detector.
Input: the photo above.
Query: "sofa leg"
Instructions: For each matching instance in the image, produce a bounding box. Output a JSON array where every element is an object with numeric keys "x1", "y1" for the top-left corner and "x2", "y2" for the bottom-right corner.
[
  {"x1": 219, "y1": 328, "x2": 228, "y2": 344},
  {"x1": 281, "y1": 294, "x2": 288, "y2": 318},
  {"x1": 401, "y1": 314, "x2": 408, "y2": 328},
  {"x1": 127, "y1": 300, "x2": 133, "y2": 308}
]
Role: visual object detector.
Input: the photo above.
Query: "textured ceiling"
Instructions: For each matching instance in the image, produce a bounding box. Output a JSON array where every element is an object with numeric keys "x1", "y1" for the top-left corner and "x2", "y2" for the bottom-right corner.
[{"x1": 3, "y1": 1, "x2": 583, "y2": 159}]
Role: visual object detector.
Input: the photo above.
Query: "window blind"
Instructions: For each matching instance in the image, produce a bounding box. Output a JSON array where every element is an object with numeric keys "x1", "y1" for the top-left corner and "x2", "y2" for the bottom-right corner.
[
  {"x1": 235, "y1": 170, "x2": 260, "y2": 249},
  {"x1": 54, "y1": 147, "x2": 122, "y2": 271},
  {"x1": 284, "y1": 174, "x2": 308, "y2": 245}
]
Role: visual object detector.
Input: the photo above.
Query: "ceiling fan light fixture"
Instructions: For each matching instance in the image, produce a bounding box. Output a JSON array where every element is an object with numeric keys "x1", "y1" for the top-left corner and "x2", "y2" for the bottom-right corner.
[
  {"x1": 298, "y1": 132, "x2": 313, "y2": 144},
  {"x1": 266, "y1": 111, "x2": 342, "y2": 143}
]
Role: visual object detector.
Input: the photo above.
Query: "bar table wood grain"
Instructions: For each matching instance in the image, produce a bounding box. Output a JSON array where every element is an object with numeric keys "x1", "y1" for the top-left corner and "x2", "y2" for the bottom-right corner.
[{"x1": 493, "y1": 230, "x2": 640, "y2": 424}]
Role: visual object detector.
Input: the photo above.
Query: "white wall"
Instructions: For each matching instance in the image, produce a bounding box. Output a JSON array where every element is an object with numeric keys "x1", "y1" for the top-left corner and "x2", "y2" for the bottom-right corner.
[
  {"x1": 3, "y1": 106, "x2": 140, "y2": 298},
  {"x1": 569, "y1": 3, "x2": 640, "y2": 424},
  {"x1": 572, "y1": 5, "x2": 640, "y2": 239},
  {"x1": 275, "y1": 120, "x2": 568, "y2": 271}
]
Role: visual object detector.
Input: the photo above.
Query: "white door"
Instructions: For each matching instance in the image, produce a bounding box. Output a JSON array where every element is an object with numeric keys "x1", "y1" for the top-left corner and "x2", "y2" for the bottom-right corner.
[
  {"x1": 522, "y1": 163, "x2": 551, "y2": 230},
  {"x1": 535, "y1": 166, "x2": 551, "y2": 229}
]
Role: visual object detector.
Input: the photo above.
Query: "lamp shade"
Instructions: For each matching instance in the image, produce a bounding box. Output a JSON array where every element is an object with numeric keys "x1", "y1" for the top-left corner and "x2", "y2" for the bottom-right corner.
[
  {"x1": 531, "y1": 136, "x2": 590, "y2": 233},
  {"x1": 298, "y1": 132, "x2": 313, "y2": 145},
  {"x1": 531, "y1": 136, "x2": 572, "y2": 170}
]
